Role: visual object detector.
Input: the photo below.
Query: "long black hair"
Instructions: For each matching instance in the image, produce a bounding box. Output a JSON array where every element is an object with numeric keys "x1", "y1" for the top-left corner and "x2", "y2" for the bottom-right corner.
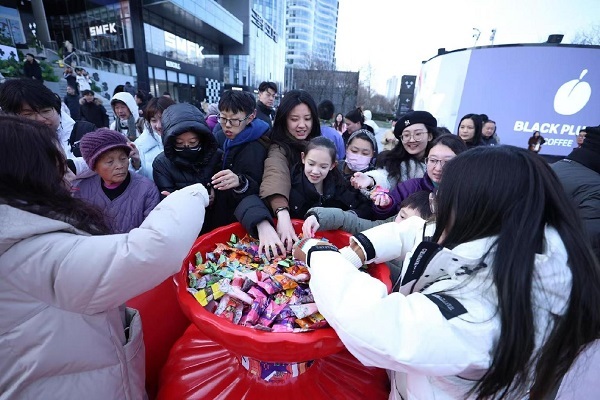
[
  {"x1": 432, "y1": 145, "x2": 600, "y2": 399},
  {"x1": 457, "y1": 113, "x2": 483, "y2": 147},
  {"x1": 376, "y1": 125, "x2": 439, "y2": 182},
  {"x1": 0, "y1": 116, "x2": 108, "y2": 235},
  {"x1": 270, "y1": 89, "x2": 321, "y2": 167}
]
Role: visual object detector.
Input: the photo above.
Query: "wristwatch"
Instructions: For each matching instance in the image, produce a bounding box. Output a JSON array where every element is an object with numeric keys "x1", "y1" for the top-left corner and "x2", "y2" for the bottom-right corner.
[{"x1": 307, "y1": 244, "x2": 339, "y2": 266}]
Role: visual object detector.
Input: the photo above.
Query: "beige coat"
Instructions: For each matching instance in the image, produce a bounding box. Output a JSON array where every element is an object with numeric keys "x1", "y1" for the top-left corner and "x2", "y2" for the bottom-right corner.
[{"x1": 0, "y1": 185, "x2": 208, "y2": 399}]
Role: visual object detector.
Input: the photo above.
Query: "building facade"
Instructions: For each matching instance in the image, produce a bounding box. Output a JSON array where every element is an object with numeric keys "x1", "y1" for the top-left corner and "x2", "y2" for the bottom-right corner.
[
  {"x1": 3, "y1": 0, "x2": 286, "y2": 104},
  {"x1": 285, "y1": 0, "x2": 338, "y2": 69}
]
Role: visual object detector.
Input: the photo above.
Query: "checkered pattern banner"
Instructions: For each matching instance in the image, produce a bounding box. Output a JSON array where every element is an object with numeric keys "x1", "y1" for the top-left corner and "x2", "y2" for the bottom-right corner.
[{"x1": 205, "y1": 78, "x2": 221, "y2": 104}]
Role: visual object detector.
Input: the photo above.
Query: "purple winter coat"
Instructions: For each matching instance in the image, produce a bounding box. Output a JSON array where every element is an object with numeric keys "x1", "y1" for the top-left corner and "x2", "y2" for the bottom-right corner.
[
  {"x1": 206, "y1": 115, "x2": 219, "y2": 132},
  {"x1": 74, "y1": 172, "x2": 160, "y2": 233},
  {"x1": 373, "y1": 174, "x2": 435, "y2": 219}
]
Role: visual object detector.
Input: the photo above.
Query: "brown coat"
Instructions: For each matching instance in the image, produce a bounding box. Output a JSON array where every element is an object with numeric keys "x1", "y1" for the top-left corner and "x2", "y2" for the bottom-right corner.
[{"x1": 259, "y1": 144, "x2": 291, "y2": 212}]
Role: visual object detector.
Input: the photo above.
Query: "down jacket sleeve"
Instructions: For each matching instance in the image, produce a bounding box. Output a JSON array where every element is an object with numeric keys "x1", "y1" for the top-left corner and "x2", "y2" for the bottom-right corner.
[
  {"x1": 259, "y1": 144, "x2": 291, "y2": 212},
  {"x1": 308, "y1": 206, "x2": 393, "y2": 236},
  {"x1": 6, "y1": 184, "x2": 209, "y2": 315},
  {"x1": 308, "y1": 250, "x2": 494, "y2": 377}
]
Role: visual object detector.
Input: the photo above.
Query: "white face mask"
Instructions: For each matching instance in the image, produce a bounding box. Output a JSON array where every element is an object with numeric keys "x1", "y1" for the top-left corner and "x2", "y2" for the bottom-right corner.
[{"x1": 345, "y1": 152, "x2": 372, "y2": 171}]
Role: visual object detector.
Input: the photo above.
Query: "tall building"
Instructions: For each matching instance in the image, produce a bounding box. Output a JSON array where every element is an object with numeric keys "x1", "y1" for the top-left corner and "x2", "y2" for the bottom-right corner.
[
  {"x1": 386, "y1": 76, "x2": 399, "y2": 100},
  {"x1": 285, "y1": 0, "x2": 338, "y2": 69},
  {"x1": 2, "y1": 0, "x2": 285, "y2": 103}
]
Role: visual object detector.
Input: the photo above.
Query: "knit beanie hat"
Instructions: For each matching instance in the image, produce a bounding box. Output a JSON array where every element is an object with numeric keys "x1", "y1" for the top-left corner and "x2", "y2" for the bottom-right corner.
[
  {"x1": 347, "y1": 128, "x2": 379, "y2": 155},
  {"x1": 394, "y1": 111, "x2": 438, "y2": 140},
  {"x1": 80, "y1": 128, "x2": 131, "y2": 169},
  {"x1": 581, "y1": 125, "x2": 600, "y2": 153},
  {"x1": 567, "y1": 125, "x2": 600, "y2": 174},
  {"x1": 207, "y1": 103, "x2": 219, "y2": 116}
]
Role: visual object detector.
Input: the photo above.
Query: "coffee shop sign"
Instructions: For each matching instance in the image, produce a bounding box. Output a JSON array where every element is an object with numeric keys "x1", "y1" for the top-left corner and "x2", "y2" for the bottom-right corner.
[{"x1": 89, "y1": 23, "x2": 117, "y2": 37}]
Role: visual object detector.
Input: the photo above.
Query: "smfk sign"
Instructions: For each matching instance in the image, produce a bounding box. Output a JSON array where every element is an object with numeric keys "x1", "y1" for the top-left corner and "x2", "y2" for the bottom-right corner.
[{"x1": 90, "y1": 23, "x2": 117, "y2": 37}]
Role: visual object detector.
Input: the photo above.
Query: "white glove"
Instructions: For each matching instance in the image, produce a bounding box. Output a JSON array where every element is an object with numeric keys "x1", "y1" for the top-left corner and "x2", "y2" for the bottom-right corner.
[
  {"x1": 349, "y1": 216, "x2": 425, "y2": 264},
  {"x1": 172, "y1": 183, "x2": 210, "y2": 207}
]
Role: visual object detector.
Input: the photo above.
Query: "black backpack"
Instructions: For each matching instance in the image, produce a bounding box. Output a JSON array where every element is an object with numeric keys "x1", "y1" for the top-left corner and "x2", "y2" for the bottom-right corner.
[{"x1": 68, "y1": 120, "x2": 96, "y2": 157}]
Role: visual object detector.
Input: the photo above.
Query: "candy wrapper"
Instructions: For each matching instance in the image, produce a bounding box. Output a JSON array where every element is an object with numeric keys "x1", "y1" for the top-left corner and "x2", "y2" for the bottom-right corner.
[
  {"x1": 296, "y1": 312, "x2": 328, "y2": 330},
  {"x1": 188, "y1": 234, "x2": 329, "y2": 332}
]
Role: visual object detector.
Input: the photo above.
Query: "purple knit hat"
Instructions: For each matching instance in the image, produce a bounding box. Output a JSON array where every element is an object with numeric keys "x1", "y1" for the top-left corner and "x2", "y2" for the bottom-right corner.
[{"x1": 79, "y1": 128, "x2": 131, "y2": 169}]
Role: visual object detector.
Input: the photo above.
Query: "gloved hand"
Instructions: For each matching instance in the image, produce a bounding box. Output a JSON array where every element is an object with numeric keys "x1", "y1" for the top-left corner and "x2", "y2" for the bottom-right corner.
[
  {"x1": 293, "y1": 238, "x2": 338, "y2": 266},
  {"x1": 171, "y1": 183, "x2": 210, "y2": 207}
]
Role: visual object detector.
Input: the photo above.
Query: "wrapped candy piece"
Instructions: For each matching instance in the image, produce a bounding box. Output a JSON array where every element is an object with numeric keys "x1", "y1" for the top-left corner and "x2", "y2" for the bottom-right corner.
[
  {"x1": 240, "y1": 293, "x2": 267, "y2": 326},
  {"x1": 295, "y1": 312, "x2": 328, "y2": 329},
  {"x1": 220, "y1": 279, "x2": 254, "y2": 305},
  {"x1": 258, "y1": 299, "x2": 287, "y2": 327},
  {"x1": 272, "y1": 274, "x2": 298, "y2": 290},
  {"x1": 272, "y1": 306, "x2": 296, "y2": 332},
  {"x1": 256, "y1": 277, "x2": 282, "y2": 295},
  {"x1": 215, "y1": 295, "x2": 244, "y2": 324},
  {"x1": 262, "y1": 263, "x2": 279, "y2": 276},
  {"x1": 247, "y1": 285, "x2": 267, "y2": 300},
  {"x1": 289, "y1": 303, "x2": 319, "y2": 319}
]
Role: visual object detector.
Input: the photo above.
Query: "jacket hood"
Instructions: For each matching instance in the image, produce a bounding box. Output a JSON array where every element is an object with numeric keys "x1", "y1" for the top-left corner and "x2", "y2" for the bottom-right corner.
[
  {"x1": 110, "y1": 92, "x2": 139, "y2": 118},
  {"x1": 160, "y1": 103, "x2": 218, "y2": 163},
  {"x1": 0, "y1": 205, "x2": 86, "y2": 256}
]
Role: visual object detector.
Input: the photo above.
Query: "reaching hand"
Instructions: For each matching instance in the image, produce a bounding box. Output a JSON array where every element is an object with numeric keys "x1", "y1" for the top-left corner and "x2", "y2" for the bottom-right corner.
[
  {"x1": 211, "y1": 169, "x2": 240, "y2": 191},
  {"x1": 257, "y1": 220, "x2": 286, "y2": 260},
  {"x1": 350, "y1": 172, "x2": 373, "y2": 190},
  {"x1": 302, "y1": 215, "x2": 319, "y2": 238},
  {"x1": 276, "y1": 210, "x2": 299, "y2": 251},
  {"x1": 370, "y1": 190, "x2": 392, "y2": 207}
]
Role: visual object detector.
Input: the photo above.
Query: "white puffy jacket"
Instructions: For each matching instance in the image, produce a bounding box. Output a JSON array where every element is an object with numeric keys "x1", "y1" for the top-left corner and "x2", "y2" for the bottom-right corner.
[{"x1": 308, "y1": 217, "x2": 572, "y2": 399}]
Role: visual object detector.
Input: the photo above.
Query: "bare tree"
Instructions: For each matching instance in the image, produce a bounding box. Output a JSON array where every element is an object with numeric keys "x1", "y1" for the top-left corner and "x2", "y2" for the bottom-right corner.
[{"x1": 571, "y1": 24, "x2": 600, "y2": 45}]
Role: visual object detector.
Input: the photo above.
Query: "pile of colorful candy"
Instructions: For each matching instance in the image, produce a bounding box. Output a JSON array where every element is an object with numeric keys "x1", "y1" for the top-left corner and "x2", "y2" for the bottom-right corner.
[{"x1": 187, "y1": 234, "x2": 328, "y2": 333}]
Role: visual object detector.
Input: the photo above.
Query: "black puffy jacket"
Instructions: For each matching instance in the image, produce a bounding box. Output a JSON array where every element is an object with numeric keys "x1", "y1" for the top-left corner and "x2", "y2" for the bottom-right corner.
[{"x1": 152, "y1": 103, "x2": 222, "y2": 197}]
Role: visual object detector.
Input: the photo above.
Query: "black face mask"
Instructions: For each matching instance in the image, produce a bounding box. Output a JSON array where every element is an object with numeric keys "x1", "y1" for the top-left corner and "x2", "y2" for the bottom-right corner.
[{"x1": 175, "y1": 145, "x2": 202, "y2": 162}]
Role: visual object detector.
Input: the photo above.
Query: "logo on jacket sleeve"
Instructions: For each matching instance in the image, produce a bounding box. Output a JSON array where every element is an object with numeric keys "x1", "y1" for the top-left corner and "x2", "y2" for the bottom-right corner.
[{"x1": 426, "y1": 293, "x2": 467, "y2": 320}]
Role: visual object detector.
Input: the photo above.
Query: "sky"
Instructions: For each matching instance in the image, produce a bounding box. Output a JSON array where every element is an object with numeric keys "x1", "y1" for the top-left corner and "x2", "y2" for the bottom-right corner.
[{"x1": 335, "y1": 0, "x2": 600, "y2": 96}]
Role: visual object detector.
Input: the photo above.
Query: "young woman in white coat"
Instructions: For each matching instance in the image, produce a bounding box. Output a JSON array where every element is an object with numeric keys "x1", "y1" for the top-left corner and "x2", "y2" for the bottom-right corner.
[
  {"x1": 295, "y1": 145, "x2": 600, "y2": 399},
  {"x1": 0, "y1": 115, "x2": 209, "y2": 399}
]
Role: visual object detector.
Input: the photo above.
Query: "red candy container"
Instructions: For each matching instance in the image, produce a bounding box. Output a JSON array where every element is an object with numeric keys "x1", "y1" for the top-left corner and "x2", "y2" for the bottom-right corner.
[{"x1": 158, "y1": 221, "x2": 392, "y2": 399}]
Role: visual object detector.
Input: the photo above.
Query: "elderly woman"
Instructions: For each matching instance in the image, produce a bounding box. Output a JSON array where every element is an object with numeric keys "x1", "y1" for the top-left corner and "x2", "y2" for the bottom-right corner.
[{"x1": 74, "y1": 128, "x2": 160, "y2": 233}]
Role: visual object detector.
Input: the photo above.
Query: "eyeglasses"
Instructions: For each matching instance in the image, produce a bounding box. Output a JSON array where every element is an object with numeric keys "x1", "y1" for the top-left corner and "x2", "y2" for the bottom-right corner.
[
  {"x1": 19, "y1": 108, "x2": 56, "y2": 120},
  {"x1": 218, "y1": 114, "x2": 252, "y2": 127},
  {"x1": 425, "y1": 157, "x2": 450, "y2": 168},
  {"x1": 400, "y1": 130, "x2": 428, "y2": 143}
]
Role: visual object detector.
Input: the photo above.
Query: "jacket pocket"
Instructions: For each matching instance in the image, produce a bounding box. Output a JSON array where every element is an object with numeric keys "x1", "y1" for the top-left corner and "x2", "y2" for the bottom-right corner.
[{"x1": 123, "y1": 307, "x2": 148, "y2": 400}]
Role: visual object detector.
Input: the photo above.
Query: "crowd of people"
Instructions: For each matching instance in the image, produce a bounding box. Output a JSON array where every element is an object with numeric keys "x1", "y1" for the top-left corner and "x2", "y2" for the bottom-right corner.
[{"x1": 1, "y1": 76, "x2": 599, "y2": 399}]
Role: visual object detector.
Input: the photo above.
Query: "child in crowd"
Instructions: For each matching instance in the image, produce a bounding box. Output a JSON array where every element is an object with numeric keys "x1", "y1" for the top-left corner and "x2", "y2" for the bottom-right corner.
[
  {"x1": 208, "y1": 90, "x2": 270, "y2": 229},
  {"x1": 338, "y1": 128, "x2": 378, "y2": 184},
  {"x1": 238, "y1": 136, "x2": 372, "y2": 256}
]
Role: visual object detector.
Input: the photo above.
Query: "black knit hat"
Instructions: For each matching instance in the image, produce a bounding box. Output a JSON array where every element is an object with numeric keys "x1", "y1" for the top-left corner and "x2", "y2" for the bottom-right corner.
[
  {"x1": 581, "y1": 125, "x2": 600, "y2": 153},
  {"x1": 394, "y1": 111, "x2": 437, "y2": 139}
]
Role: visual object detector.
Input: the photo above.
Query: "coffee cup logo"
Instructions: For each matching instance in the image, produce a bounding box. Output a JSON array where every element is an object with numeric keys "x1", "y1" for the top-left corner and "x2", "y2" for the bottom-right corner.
[{"x1": 554, "y1": 69, "x2": 592, "y2": 116}]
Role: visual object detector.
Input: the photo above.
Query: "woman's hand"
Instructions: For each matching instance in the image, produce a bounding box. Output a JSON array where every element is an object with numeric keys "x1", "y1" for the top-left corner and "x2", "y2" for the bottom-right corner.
[
  {"x1": 128, "y1": 142, "x2": 141, "y2": 170},
  {"x1": 257, "y1": 220, "x2": 286, "y2": 260},
  {"x1": 350, "y1": 172, "x2": 373, "y2": 190},
  {"x1": 276, "y1": 209, "x2": 299, "y2": 251},
  {"x1": 370, "y1": 190, "x2": 391, "y2": 207},
  {"x1": 302, "y1": 215, "x2": 320, "y2": 238},
  {"x1": 211, "y1": 169, "x2": 240, "y2": 191}
]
